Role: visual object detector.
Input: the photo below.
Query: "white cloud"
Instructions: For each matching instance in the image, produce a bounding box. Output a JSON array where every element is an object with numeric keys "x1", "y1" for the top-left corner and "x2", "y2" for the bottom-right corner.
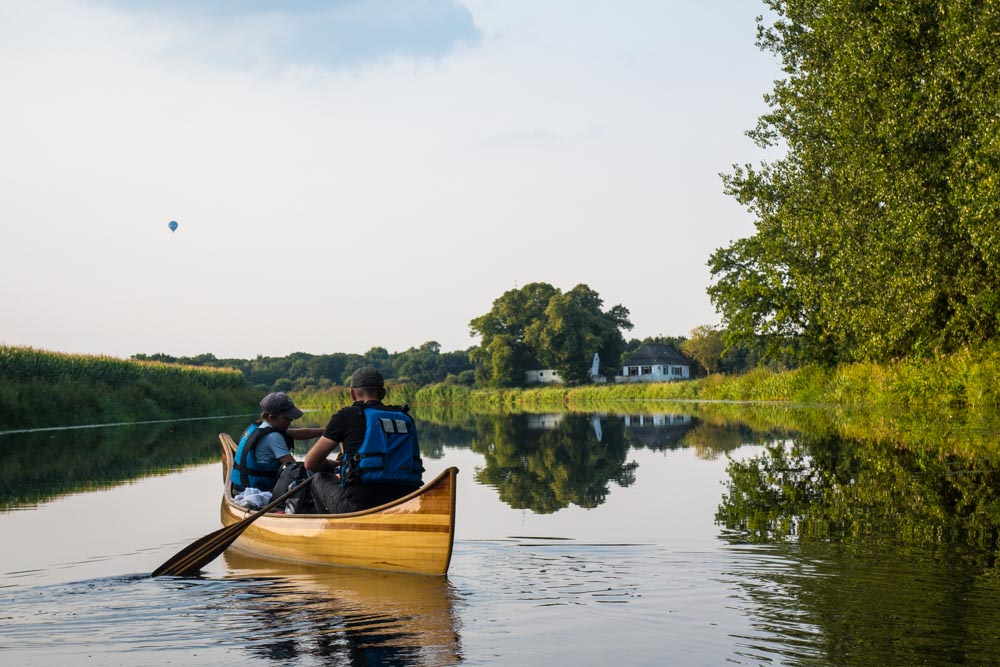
[{"x1": 86, "y1": 0, "x2": 482, "y2": 69}]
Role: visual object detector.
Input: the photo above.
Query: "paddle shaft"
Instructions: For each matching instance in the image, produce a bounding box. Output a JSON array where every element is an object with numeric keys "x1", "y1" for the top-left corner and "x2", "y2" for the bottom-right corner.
[{"x1": 151, "y1": 475, "x2": 315, "y2": 577}]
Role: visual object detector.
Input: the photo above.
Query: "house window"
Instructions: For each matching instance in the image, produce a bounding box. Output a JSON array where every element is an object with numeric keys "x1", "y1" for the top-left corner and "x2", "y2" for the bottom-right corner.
[
  {"x1": 641, "y1": 366, "x2": 652, "y2": 375},
  {"x1": 670, "y1": 366, "x2": 684, "y2": 376}
]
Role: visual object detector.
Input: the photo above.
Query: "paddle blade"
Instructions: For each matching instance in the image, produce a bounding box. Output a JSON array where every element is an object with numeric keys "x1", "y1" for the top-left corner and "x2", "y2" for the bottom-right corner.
[
  {"x1": 151, "y1": 475, "x2": 315, "y2": 577},
  {"x1": 151, "y1": 521, "x2": 248, "y2": 577}
]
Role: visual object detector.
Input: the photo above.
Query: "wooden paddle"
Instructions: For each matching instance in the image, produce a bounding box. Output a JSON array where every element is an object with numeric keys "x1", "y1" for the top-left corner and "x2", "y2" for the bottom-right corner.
[{"x1": 152, "y1": 476, "x2": 315, "y2": 577}]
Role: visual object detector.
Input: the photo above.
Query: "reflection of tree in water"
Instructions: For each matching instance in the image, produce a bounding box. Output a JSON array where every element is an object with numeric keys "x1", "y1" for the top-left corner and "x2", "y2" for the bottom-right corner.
[
  {"x1": 717, "y1": 432, "x2": 1000, "y2": 549},
  {"x1": 720, "y1": 536, "x2": 1000, "y2": 665},
  {"x1": 0, "y1": 416, "x2": 251, "y2": 508},
  {"x1": 715, "y1": 431, "x2": 1000, "y2": 666},
  {"x1": 471, "y1": 413, "x2": 636, "y2": 513},
  {"x1": 409, "y1": 420, "x2": 476, "y2": 459},
  {"x1": 675, "y1": 420, "x2": 756, "y2": 460}
]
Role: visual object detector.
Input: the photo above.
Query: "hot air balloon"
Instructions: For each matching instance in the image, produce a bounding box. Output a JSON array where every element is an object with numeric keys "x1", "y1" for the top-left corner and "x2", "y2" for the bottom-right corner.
[{"x1": 168, "y1": 220, "x2": 178, "y2": 233}]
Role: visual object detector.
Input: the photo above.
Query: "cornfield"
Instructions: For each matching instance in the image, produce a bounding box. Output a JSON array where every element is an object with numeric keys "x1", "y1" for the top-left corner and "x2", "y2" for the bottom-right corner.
[
  {"x1": 0, "y1": 345, "x2": 246, "y2": 388},
  {"x1": 0, "y1": 345, "x2": 258, "y2": 430}
]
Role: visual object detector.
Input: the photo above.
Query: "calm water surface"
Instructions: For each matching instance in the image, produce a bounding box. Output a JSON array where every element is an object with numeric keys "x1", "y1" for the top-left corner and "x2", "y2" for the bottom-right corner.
[{"x1": 2, "y1": 409, "x2": 1000, "y2": 665}]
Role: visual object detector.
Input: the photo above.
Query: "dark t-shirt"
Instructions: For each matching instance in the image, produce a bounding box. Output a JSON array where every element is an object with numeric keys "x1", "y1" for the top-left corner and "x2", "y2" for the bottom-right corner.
[{"x1": 321, "y1": 400, "x2": 374, "y2": 458}]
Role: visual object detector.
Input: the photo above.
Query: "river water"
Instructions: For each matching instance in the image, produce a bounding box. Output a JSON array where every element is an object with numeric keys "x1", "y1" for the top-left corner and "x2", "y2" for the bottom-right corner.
[{"x1": 2, "y1": 407, "x2": 1000, "y2": 665}]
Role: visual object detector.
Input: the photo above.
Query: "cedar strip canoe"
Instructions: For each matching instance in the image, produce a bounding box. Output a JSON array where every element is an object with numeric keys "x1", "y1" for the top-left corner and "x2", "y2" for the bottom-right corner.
[{"x1": 218, "y1": 433, "x2": 457, "y2": 576}]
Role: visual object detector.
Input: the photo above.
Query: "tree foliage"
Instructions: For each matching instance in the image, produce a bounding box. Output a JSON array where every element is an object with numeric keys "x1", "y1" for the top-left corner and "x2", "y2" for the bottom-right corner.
[
  {"x1": 681, "y1": 325, "x2": 726, "y2": 374},
  {"x1": 711, "y1": 0, "x2": 1000, "y2": 364},
  {"x1": 469, "y1": 283, "x2": 633, "y2": 387}
]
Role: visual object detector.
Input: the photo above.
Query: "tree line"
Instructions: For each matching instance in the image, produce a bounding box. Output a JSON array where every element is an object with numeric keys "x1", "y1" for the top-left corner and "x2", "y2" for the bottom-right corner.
[
  {"x1": 133, "y1": 342, "x2": 476, "y2": 393},
  {"x1": 133, "y1": 281, "x2": 767, "y2": 392}
]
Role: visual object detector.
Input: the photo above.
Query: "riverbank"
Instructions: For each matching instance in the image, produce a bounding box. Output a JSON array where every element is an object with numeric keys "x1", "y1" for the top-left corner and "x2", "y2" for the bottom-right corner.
[
  {"x1": 0, "y1": 346, "x2": 259, "y2": 430},
  {"x1": 9, "y1": 341, "x2": 998, "y2": 433},
  {"x1": 296, "y1": 344, "x2": 1000, "y2": 416}
]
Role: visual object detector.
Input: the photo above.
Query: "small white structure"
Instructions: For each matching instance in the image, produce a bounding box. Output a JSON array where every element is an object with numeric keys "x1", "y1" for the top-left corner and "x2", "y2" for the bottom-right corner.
[
  {"x1": 524, "y1": 363, "x2": 563, "y2": 384},
  {"x1": 524, "y1": 352, "x2": 605, "y2": 385},
  {"x1": 526, "y1": 413, "x2": 565, "y2": 429},
  {"x1": 616, "y1": 342, "x2": 691, "y2": 383}
]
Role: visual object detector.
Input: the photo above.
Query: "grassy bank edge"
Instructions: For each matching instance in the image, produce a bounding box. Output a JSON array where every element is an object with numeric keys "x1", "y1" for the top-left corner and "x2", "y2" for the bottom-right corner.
[{"x1": 297, "y1": 344, "x2": 1000, "y2": 414}]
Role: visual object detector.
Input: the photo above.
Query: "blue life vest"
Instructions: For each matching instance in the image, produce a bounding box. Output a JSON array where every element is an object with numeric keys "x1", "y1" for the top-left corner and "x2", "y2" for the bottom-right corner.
[
  {"x1": 342, "y1": 405, "x2": 424, "y2": 487},
  {"x1": 230, "y1": 423, "x2": 293, "y2": 491}
]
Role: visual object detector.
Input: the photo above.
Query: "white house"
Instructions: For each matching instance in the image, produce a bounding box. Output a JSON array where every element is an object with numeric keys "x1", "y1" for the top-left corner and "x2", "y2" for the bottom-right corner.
[{"x1": 616, "y1": 342, "x2": 691, "y2": 383}]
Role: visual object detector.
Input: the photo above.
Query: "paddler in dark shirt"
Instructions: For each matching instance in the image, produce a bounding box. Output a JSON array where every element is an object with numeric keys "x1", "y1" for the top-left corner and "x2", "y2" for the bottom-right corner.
[{"x1": 304, "y1": 367, "x2": 422, "y2": 513}]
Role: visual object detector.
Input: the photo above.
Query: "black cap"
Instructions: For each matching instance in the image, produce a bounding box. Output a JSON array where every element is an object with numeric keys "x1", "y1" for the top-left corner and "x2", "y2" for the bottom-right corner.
[
  {"x1": 260, "y1": 392, "x2": 304, "y2": 419},
  {"x1": 350, "y1": 366, "x2": 385, "y2": 388}
]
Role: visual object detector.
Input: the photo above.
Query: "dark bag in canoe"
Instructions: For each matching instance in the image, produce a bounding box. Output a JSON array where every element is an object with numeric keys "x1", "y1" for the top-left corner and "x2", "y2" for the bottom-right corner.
[{"x1": 272, "y1": 462, "x2": 315, "y2": 514}]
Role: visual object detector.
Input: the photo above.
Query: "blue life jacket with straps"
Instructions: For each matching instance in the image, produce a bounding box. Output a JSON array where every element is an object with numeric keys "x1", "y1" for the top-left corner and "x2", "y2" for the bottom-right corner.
[
  {"x1": 341, "y1": 405, "x2": 424, "y2": 488},
  {"x1": 230, "y1": 422, "x2": 293, "y2": 491}
]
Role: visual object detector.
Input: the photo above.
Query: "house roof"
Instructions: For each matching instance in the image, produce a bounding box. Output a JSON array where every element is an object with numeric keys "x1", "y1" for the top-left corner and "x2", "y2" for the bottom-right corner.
[
  {"x1": 523, "y1": 358, "x2": 548, "y2": 371},
  {"x1": 622, "y1": 342, "x2": 689, "y2": 366},
  {"x1": 623, "y1": 419, "x2": 696, "y2": 450}
]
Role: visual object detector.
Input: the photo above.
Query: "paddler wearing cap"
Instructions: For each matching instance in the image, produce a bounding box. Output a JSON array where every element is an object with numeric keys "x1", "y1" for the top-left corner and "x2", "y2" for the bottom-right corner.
[
  {"x1": 305, "y1": 366, "x2": 424, "y2": 514},
  {"x1": 230, "y1": 392, "x2": 324, "y2": 493}
]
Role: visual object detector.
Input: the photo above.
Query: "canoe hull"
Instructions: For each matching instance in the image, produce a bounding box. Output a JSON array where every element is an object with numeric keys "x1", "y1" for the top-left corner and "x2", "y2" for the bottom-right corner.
[{"x1": 219, "y1": 433, "x2": 457, "y2": 576}]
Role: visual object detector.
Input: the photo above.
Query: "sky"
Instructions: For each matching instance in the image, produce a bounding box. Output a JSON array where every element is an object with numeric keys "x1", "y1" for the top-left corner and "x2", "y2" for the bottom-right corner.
[{"x1": 1, "y1": 0, "x2": 782, "y2": 360}]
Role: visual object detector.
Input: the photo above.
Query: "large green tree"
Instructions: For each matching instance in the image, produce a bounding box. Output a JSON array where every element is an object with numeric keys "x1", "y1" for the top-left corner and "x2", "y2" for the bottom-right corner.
[
  {"x1": 711, "y1": 0, "x2": 1000, "y2": 364},
  {"x1": 469, "y1": 283, "x2": 632, "y2": 387},
  {"x1": 468, "y1": 282, "x2": 559, "y2": 387},
  {"x1": 681, "y1": 325, "x2": 725, "y2": 374}
]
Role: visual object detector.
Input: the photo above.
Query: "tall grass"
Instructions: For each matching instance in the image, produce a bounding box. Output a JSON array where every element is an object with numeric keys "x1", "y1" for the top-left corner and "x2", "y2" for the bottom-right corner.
[
  {"x1": 295, "y1": 381, "x2": 423, "y2": 417},
  {"x1": 0, "y1": 346, "x2": 259, "y2": 429}
]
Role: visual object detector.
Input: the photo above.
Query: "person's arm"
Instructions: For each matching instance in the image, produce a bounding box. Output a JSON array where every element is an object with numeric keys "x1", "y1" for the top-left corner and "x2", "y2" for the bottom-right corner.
[
  {"x1": 288, "y1": 427, "x2": 324, "y2": 440},
  {"x1": 304, "y1": 436, "x2": 343, "y2": 473},
  {"x1": 277, "y1": 453, "x2": 296, "y2": 465}
]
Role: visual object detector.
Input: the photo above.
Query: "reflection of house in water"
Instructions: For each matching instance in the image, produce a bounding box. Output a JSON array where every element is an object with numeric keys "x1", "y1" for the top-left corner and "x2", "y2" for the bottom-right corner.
[
  {"x1": 526, "y1": 413, "x2": 566, "y2": 430},
  {"x1": 621, "y1": 413, "x2": 696, "y2": 450},
  {"x1": 525, "y1": 413, "x2": 605, "y2": 442}
]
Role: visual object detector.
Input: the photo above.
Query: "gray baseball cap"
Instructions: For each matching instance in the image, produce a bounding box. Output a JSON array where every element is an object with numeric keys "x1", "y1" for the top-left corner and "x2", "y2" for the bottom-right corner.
[
  {"x1": 350, "y1": 366, "x2": 385, "y2": 388},
  {"x1": 260, "y1": 392, "x2": 304, "y2": 419}
]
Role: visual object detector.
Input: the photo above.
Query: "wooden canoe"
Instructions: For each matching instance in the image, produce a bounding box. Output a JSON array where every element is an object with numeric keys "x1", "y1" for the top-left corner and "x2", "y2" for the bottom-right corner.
[{"x1": 218, "y1": 433, "x2": 457, "y2": 576}]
